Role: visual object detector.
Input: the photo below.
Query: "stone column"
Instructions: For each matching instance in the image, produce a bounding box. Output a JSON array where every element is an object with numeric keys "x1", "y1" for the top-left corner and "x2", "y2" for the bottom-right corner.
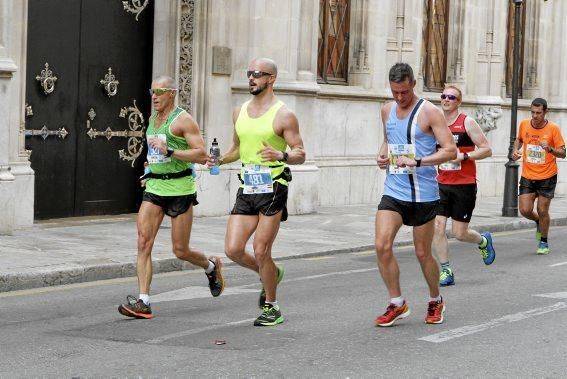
[{"x1": 0, "y1": 0, "x2": 30, "y2": 233}]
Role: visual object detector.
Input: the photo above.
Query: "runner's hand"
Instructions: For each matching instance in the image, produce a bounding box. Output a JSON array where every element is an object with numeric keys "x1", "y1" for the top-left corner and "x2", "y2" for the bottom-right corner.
[
  {"x1": 376, "y1": 154, "x2": 388, "y2": 170},
  {"x1": 258, "y1": 141, "x2": 282, "y2": 162},
  {"x1": 511, "y1": 149, "x2": 523, "y2": 161}
]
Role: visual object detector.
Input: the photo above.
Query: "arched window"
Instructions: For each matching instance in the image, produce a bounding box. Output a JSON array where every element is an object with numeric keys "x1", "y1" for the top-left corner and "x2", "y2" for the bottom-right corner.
[
  {"x1": 422, "y1": 0, "x2": 449, "y2": 91},
  {"x1": 505, "y1": 0, "x2": 526, "y2": 97},
  {"x1": 317, "y1": 0, "x2": 351, "y2": 84}
]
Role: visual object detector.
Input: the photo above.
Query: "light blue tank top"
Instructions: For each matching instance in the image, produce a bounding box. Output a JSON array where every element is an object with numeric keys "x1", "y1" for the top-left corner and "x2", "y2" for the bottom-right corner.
[{"x1": 383, "y1": 99, "x2": 439, "y2": 202}]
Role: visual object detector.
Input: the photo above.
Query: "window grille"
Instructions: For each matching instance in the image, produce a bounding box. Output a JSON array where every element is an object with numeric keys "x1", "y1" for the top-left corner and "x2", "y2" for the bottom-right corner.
[
  {"x1": 422, "y1": 0, "x2": 449, "y2": 91},
  {"x1": 317, "y1": 0, "x2": 351, "y2": 84}
]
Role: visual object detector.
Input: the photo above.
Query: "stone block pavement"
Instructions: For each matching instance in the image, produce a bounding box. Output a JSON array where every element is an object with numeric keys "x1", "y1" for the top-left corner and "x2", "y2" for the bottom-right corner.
[{"x1": 1, "y1": 196, "x2": 567, "y2": 292}]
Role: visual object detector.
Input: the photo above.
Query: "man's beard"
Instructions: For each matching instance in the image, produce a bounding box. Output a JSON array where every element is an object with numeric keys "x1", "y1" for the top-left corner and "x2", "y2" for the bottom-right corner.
[{"x1": 249, "y1": 83, "x2": 266, "y2": 96}]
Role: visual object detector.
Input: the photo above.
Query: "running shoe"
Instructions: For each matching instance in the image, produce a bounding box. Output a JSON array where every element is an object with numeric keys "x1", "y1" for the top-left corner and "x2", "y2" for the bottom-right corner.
[
  {"x1": 425, "y1": 298, "x2": 445, "y2": 324},
  {"x1": 536, "y1": 241, "x2": 550, "y2": 255},
  {"x1": 439, "y1": 268, "x2": 455, "y2": 286},
  {"x1": 206, "y1": 256, "x2": 225, "y2": 297},
  {"x1": 118, "y1": 295, "x2": 153, "y2": 319},
  {"x1": 479, "y1": 231, "x2": 496, "y2": 265},
  {"x1": 258, "y1": 265, "x2": 285, "y2": 308},
  {"x1": 374, "y1": 301, "x2": 410, "y2": 327},
  {"x1": 254, "y1": 303, "x2": 284, "y2": 326}
]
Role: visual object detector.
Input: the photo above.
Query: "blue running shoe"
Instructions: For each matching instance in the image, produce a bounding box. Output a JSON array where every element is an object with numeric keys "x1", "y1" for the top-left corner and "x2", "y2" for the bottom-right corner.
[
  {"x1": 479, "y1": 231, "x2": 496, "y2": 265},
  {"x1": 536, "y1": 241, "x2": 549, "y2": 255},
  {"x1": 439, "y1": 268, "x2": 454, "y2": 286}
]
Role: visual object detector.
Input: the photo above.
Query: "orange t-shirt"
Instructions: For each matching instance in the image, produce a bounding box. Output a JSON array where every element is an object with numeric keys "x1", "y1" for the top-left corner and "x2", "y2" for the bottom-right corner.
[{"x1": 518, "y1": 119, "x2": 565, "y2": 180}]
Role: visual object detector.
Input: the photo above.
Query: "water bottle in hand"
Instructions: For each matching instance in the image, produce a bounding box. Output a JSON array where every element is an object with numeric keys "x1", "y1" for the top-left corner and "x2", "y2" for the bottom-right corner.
[{"x1": 210, "y1": 138, "x2": 220, "y2": 175}]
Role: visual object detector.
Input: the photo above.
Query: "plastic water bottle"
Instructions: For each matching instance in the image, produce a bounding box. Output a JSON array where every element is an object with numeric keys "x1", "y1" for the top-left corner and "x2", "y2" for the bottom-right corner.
[{"x1": 210, "y1": 138, "x2": 220, "y2": 175}]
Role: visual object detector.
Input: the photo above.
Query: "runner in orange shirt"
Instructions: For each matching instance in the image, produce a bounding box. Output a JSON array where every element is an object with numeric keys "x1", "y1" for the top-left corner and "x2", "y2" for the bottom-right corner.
[{"x1": 512, "y1": 98, "x2": 566, "y2": 255}]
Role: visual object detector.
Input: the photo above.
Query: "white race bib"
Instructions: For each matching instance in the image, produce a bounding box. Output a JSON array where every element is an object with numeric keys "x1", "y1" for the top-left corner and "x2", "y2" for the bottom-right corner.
[
  {"x1": 146, "y1": 134, "x2": 171, "y2": 164},
  {"x1": 526, "y1": 144, "x2": 546, "y2": 164},
  {"x1": 439, "y1": 161, "x2": 461, "y2": 171},
  {"x1": 243, "y1": 164, "x2": 273, "y2": 194},
  {"x1": 388, "y1": 144, "x2": 416, "y2": 175}
]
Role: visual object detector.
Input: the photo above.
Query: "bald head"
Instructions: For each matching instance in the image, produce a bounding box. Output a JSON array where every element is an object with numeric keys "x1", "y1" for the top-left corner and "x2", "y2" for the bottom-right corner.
[{"x1": 251, "y1": 58, "x2": 278, "y2": 77}]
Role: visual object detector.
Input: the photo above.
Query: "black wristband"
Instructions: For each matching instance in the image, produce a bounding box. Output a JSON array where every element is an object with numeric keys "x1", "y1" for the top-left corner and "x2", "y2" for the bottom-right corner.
[
  {"x1": 281, "y1": 151, "x2": 289, "y2": 162},
  {"x1": 415, "y1": 158, "x2": 422, "y2": 167},
  {"x1": 166, "y1": 147, "x2": 174, "y2": 157},
  {"x1": 463, "y1": 152, "x2": 469, "y2": 161}
]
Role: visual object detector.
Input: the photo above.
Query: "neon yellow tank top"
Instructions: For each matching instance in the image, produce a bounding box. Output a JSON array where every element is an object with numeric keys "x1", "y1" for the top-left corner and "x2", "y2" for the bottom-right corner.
[
  {"x1": 145, "y1": 107, "x2": 196, "y2": 196},
  {"x1": 235, "y1": 100, "x2": 288, "y2": 186}
]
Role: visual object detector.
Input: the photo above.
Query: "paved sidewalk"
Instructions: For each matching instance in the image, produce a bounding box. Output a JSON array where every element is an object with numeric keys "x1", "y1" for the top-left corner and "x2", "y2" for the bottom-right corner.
[{"x1": 2, "y1": 196, "x2": 567, "y2": 292}]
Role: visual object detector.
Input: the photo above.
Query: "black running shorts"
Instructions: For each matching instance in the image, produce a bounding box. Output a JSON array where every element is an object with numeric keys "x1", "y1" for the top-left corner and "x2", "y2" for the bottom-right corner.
[
  {"x1": 437, "y1": 183, "x2": 477, "y2": 223},
  {"x1": 378, "y1": 195, "x2": 438, "y2": 227},
  {"x1": 519, "y1": 175, "x2": 557, "y2": 199},
  {"x1": 231, "y1": 181, "x2": 289, "y2": 222},
  {"x1": 143, "y1": 192, "x2": 199, "y2": 217}
]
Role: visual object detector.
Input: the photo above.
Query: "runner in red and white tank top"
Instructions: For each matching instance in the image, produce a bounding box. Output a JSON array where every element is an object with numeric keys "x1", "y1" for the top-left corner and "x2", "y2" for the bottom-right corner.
[{"x1": 432, "y1": 85, "x2": 495, "y2": 287}]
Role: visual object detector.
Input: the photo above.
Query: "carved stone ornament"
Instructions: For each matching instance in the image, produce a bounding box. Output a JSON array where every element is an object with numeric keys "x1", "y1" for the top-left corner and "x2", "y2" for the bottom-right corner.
[
  {"x1": 474, "y1": 106, "x2": 503, "y2": 133},
  {"x1": 122, "y1": 0, "x2": 149, "y2": 21},
  {"x1": 178, "y1": 0, "x2": 194, "y2": 114}
]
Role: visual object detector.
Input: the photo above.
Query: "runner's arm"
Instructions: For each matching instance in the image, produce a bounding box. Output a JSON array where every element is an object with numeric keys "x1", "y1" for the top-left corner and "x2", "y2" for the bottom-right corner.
[
  {"x1": 420, "y1": 104, "x2": 457, "y2": 166},
  {"x1": 217, "y1": 106, "x2": 242, "y2": 166},
  {"x1": 463, "y1": 116, "x2": 492, "y2": 161},
  {"x1": 376, "y1": 104, "x2": 390, "y2": 170},
  {"x1": 170, "y1": 114, "x2": 208, "y2": 164}
]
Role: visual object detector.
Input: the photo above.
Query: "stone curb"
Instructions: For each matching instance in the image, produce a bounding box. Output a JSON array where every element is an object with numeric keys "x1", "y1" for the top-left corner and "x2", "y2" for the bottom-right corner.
[{"x1": 2, "y1": 217, "x2": 566, "y2": 293}]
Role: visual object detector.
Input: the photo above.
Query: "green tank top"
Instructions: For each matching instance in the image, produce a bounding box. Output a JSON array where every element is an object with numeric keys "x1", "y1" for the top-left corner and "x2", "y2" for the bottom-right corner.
[
  {"x1": 145, "y1": 107, "x2": 196, "y2": 196},
  {"x1": 235, "y1": 100, "x2": 289, "y2": 186}
]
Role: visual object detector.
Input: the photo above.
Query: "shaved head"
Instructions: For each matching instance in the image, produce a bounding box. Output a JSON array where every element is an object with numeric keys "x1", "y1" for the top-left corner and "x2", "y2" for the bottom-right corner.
[{"x1": 251, "y1": 58, "x2": 278, "y2": 77}]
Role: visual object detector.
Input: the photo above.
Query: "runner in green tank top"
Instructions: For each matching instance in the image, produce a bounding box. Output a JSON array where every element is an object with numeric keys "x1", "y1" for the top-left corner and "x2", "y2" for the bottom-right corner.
[
  {"x1": 118, "y1": 75, "x2": 225, "y2": 320},
  {"x1": 206, "y1": 58, "x2": 306, "y2": 326}
]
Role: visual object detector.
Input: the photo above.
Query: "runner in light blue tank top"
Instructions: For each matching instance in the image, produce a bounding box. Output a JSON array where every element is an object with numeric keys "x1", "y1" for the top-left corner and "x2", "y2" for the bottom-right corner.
[{"x1": 383, "y1": 99, "x2": 439, "y2": 202}]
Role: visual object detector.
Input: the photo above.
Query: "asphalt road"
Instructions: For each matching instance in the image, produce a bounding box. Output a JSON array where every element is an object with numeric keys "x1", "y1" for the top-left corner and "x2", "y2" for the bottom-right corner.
[{"x1": 1, "y1": 227, "x2": 567, "y2": 378}]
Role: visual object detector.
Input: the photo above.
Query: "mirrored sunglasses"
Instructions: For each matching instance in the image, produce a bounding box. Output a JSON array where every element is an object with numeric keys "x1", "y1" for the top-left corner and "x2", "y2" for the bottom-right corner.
[
  {"x1": 149, "y1": 88, "x2": 175, "y2": 96},
  {"x1": 247, "y1": 70, "x2": 273, "y2": 79},
  {"x1": 440, "y1": 94, "x2": 458, "y2": 100}
]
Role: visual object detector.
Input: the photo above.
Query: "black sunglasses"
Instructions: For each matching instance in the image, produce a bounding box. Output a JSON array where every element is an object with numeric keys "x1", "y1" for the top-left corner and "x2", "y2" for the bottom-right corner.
[
  {"x1": 247, "y1": 70, "x2": 273, "y2": 79},
  {"x1": 440, "y1": 94, "x2": 458, "y2": 100}
]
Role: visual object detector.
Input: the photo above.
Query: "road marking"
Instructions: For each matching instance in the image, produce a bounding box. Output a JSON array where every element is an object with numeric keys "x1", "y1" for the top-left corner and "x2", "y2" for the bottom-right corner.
[
  {"x1": 419, "y1": 302, "x2": 567, "y2": 343},
  {"x1": 549, "y1": 261, "x2": 567, "y2": 267},
  {"x1": 151, "y1": 286, "x2": 257, "y2": 303},
  {"x1": 145, "y1": 318, "x2": 257, "y2": 344},
  {"x1": 533, "y1": 292, "x2": 567, "y2": 299}
]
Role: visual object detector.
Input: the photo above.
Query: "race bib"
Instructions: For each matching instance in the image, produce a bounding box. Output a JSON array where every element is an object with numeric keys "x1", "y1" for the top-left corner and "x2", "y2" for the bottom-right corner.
[
  {"x1": 243, "y1": 164, "x2": 273, "y2": 194},
  {"x1": 439, "y1": 161, "x2": 461, "y2": 171},
  {"x1": 388, "y1": 144, "x2": 416, "y2": 175},
  {"x1": 146, "y1": 134, "x2": 171, "y2": 164},
  {"x1": 526, "y1": 144, "x2": 546, "y2": 164}
]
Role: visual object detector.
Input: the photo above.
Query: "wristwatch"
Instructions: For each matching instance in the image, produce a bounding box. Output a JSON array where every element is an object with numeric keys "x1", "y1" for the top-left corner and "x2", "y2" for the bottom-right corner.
[
  {"x1": 415, "y1": 157, "x2": 422, "y2": 167},
  {"x1": 166, "y1": 147, "x2": 174, "y2": 157},
  {"x1": 463, "y1": 152, "x2": 470, "y2": 161},
  {"x1": 281, "y1": 151, "x2": 289, "y2": 162}
]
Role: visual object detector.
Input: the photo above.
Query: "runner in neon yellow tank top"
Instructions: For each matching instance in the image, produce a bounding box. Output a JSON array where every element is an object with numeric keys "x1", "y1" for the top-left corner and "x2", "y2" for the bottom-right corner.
[
  {"x1": 206, "y1": 58, "x2": 306, "y2": 326},
  {"x1": 118, "y1": 75, "x2": 225, "y2": 320}
]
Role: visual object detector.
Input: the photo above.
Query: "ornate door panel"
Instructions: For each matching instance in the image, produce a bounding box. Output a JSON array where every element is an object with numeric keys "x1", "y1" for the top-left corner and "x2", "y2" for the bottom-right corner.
[
  {"x1": 25, "y1": 0, "x2": 154, "y2": 219},
  {"x1": 25, "y1": 0, "x2": 82, "y2": 219}
]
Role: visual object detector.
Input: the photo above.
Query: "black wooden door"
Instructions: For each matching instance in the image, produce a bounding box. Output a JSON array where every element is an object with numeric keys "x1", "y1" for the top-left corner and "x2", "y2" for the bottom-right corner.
[{"x1": 25, "y1": 0, "x2": 154, "y2": 219}]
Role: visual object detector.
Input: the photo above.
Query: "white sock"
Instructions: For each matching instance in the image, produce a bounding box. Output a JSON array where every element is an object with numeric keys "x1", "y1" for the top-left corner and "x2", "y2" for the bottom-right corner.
[
  {"x1": 266, "y1": 301, "x2": 279, "y2": 310},
  {"x1": 390, "y1": 296, "x2": 404, "y2": 307},
  {"x1": 205, "y1": 259, "x2": 215, "y2": 274},
  {"x1": 430, "y1": 295, "x2": 442, "y2": 303},
  {"x1": 139, "y1": 294, "x2": 150, "y2": 305}
]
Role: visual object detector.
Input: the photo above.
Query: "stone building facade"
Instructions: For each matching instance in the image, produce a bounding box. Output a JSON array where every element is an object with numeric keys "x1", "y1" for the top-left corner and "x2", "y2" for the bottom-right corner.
[{"x1": 1, "y1": 0, "x2": 566, "y2": 233}]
